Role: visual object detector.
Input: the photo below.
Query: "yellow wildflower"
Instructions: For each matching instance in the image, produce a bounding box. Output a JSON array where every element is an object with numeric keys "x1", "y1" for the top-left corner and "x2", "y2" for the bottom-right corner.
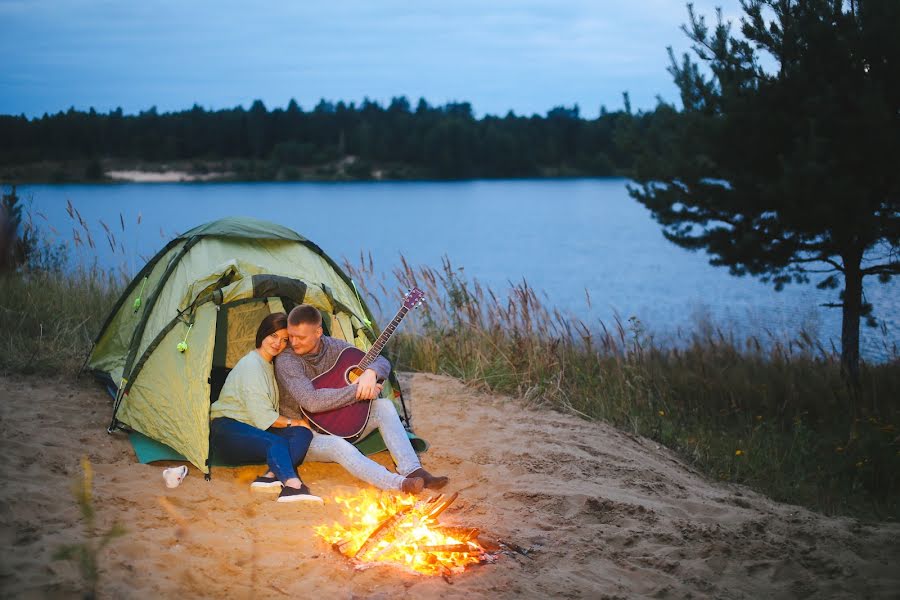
[
  {"x1": 735, "y1": 449, "x2": 744, "y2": 457},
  {"x1": 658, "y1": 410, "x2": 665, "y2": 417}
]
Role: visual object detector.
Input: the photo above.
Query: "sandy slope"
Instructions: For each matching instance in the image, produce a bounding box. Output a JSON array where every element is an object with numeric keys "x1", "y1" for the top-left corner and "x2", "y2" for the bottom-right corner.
[{"x1": 1, "y1": 372, "x2": 898, "y2": 599}]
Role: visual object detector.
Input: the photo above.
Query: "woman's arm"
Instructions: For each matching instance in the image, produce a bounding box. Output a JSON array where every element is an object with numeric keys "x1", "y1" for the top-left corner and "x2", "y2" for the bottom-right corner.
[{"x1": 269, "y1": 414, "x2": 310, "y2": 429}]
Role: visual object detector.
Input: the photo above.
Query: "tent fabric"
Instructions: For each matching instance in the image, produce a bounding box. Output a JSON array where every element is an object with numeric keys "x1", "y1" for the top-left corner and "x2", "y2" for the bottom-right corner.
[
  {"x1": 87, "y1": 217, "x2": 412, "y2": 473},
  {"x1": 178, "y1": 216, "x2": 310, "y2": 242}
]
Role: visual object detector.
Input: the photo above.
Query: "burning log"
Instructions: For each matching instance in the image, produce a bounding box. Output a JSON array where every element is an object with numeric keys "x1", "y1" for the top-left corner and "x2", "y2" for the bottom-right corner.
[
  {"x1": 332, "y1": 538, "x2": 355, "y2": 555},
  {"x1": 350, "y1": 506, "x2": 413, "y2": 559},
  {"x1": 351, "y1": 496, "x2": 436, "y2": 559},
  {"x1": 316, "y1": 489, "x2": 502, "y2": 576}
]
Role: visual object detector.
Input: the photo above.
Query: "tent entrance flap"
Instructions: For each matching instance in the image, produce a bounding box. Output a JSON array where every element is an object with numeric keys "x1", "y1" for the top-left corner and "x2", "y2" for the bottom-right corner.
[{"x1": 210, "y1": 297, "x2": 286, "y2": 404}]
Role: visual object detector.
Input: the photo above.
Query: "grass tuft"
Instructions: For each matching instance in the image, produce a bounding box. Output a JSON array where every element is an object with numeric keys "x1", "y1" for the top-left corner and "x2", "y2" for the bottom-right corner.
[{"x1": 345, "y1": 255, "x2": 900, "y2": 521}]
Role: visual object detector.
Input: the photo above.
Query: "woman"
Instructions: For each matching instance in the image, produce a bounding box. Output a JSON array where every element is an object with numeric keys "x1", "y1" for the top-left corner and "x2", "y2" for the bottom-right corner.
[{"x1": 209, "y1": 312, "x2": 320, "y2": 503}]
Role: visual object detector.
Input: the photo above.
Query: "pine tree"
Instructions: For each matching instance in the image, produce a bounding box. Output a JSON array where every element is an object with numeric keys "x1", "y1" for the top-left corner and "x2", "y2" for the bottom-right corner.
[{"x1": 627, "y1": 0, "x2": 900, "y2": 386}]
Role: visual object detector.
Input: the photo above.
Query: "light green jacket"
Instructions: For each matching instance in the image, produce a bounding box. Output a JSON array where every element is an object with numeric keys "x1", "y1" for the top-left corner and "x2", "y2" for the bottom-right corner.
[{"x1": 210, "y1": 350, "x2": 279, "y2": 430}]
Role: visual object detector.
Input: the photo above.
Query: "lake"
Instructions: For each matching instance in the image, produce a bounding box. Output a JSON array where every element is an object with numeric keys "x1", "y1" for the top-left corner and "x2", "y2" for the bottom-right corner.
[{"x1": 16, "y1": 179, "x2": 898, "y2": 362}]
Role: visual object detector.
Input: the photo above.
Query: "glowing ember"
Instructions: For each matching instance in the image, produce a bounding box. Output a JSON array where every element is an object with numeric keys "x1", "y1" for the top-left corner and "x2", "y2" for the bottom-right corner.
[{"x1": 316, "y1": 489, "x2": 485, "y2": 576}]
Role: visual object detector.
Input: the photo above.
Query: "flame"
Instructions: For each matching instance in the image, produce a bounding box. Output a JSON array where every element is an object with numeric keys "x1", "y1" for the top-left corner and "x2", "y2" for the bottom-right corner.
[{"x1": 316, "y1": 489, "x2": 483, "y2": 575}]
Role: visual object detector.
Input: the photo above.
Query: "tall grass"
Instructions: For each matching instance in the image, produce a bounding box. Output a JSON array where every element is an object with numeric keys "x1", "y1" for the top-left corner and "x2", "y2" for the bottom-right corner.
[
  {"x1": 0, "y1": 268, "x2": 119, "y2": 374},
  {"x1": 345, "y1": 255, "x2": 900, "y2": 520},
  {"x1": 0, "y1": 198, "x2": 126, "y2": 374}
]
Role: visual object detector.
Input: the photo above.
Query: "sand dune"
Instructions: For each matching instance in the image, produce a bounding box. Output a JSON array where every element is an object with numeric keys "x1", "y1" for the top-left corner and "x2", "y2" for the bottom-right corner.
[{"x1": 1, "y1": 372, "x2": 897, "y2": 598}]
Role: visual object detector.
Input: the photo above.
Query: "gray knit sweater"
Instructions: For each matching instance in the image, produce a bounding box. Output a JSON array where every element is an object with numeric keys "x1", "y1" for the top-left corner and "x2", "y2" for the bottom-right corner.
[{"x1": 274, "y1": 336, "x2": 392, "y2": 419}]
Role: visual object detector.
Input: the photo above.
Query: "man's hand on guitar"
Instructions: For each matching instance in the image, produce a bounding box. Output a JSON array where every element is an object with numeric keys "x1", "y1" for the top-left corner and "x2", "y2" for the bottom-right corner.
[{"x1": 355, "y1": 369, "x2": 383, "y2": 400}]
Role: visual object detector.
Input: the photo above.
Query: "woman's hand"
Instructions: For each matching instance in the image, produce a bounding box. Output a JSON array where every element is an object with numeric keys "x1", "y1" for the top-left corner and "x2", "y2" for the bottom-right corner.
[{"x1": 274, "y1": 415, "x2": 311, "y2": 429}]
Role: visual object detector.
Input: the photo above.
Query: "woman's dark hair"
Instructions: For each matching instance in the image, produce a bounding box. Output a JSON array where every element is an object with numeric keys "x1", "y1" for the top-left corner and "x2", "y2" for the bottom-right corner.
[{"x1": 255, "y1": 312, "x2": 288, "y2": 348}]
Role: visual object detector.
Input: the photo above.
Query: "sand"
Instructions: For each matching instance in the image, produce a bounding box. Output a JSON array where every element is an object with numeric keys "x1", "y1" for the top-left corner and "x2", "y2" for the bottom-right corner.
[
  {"x1": 1, "y1": 372, "x2": 898, "y2": 599},
  {"x1": 105, "y1": 170, "x2": 228, "y2": 183}
]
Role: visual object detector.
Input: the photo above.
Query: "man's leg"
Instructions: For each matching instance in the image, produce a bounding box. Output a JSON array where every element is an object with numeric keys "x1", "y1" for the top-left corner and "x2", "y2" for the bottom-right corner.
[
  {"x1": 360, "y1": 399, "x2": 448, "y2": 489},
  {"x1": 359, "y1": 398, "x2": 422, "y2": 476},
  {"x1": 306, "y1": 433, "x2": 406, "y2": 490}
]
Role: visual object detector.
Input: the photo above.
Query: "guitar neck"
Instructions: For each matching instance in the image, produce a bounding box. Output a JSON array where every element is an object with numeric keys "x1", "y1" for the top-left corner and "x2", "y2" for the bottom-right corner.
[{"x1": 357, "y1": 305, "x2": 410, "y2": 371}]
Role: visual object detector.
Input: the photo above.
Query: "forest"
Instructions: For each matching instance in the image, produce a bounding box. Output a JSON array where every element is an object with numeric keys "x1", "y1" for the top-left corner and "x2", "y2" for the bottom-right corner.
[{"x1": 0, "y1": 97, "x2": 639, "y2": 181}]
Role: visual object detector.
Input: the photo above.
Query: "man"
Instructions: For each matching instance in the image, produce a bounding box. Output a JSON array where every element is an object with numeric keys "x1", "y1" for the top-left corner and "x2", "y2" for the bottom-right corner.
[{"x1": 274, "y1": 304, "x2": 448, "y2": 490}]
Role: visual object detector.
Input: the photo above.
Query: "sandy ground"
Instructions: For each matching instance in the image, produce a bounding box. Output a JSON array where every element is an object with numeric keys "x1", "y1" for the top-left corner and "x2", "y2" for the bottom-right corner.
[
  {"x1": 1, "y1": 372, "x2": 898, "y2": 599},
  {"x1": 106, "y1": 170, "x2": 229, "y2": 182}
]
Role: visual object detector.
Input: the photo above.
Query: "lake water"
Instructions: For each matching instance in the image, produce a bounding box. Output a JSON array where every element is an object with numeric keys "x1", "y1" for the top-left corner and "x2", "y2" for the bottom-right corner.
[{"x1": 17, "y1": 179, "x2": 898, "y2": 362}]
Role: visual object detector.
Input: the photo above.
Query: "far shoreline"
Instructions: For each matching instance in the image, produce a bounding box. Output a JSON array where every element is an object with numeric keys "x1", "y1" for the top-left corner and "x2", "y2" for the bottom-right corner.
[{"x1": 1, "y1": 157, "x2": 628, "y2": 186}]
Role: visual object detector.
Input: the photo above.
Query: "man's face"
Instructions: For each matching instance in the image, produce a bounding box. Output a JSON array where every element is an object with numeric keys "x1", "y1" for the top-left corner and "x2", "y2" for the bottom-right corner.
[{"x1": 287, "y1": 321, "x2": 323, "y2": 355}]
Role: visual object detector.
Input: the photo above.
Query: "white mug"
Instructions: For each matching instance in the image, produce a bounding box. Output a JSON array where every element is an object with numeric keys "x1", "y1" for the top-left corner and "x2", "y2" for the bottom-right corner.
[{"x1": 163, "y1": 465, "x2": 188, "y2": 488}]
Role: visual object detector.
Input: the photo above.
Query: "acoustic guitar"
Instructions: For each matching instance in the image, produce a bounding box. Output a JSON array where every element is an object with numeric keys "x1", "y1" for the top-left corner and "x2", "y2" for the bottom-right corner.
[{"x1": 302, "y1": 287, "x2": 425, "y2": 439}]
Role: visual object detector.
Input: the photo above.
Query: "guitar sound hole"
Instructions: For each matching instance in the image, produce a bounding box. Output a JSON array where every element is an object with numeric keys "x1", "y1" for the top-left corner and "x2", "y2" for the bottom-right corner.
[{"x1": 346, "y1": 367, "x2": 364, "y2": 384}]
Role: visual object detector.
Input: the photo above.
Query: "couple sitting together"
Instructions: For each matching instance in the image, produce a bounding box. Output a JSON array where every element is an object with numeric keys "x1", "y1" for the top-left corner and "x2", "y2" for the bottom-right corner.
[{"x1": 208, "y1": 304, "x2": 447, "y2": 503}]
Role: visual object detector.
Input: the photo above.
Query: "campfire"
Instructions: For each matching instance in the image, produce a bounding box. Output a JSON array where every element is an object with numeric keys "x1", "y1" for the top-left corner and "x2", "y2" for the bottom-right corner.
[{"x1": 315, "y1": 489, "x2": 493, "y2": 577}]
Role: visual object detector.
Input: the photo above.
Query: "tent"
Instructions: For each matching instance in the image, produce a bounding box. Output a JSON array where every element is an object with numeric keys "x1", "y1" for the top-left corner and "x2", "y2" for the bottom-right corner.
[{"x1": 87, "y1": 216, "x2": 412, "y2": 473}]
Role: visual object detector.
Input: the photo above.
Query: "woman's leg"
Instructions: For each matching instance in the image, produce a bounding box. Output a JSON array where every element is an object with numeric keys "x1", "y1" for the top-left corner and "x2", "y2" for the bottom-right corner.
[
  {"x1": 305, "y1": 433, "x2": 405, "y2": 491},
  {"x1": 269, "y1": 426, "x2": 314, "y2": 469},
  {"x1": 210, "y1": 418, "x2": 298, "y2": 484}
]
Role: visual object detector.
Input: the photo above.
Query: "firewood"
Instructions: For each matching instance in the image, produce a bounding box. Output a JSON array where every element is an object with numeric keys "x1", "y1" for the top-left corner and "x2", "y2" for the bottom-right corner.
[
  {"x1": 425, "y1": 491, "x2": 458, "y2": 520},
  {"x1": 435, "y1": 526, "x2": 480, "y2": 541},
  {"x1": 333, "y1": 538, "x2": 355, "y2": 556},
  {"x1": 499, "y1": 538, "x2": 533, "y2": 559},
  {"x1": 475, "y1": 535, "x2": 502, "y2": 552},
  {"x1": 420, "y1": 544, "x2": 476, "y2": 554}
]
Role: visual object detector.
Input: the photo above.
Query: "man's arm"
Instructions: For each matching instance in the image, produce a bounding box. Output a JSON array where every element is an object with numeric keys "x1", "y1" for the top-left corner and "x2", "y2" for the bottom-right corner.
[
  {"x1": 275, "y1": 352, "x2": 357, "y2": 413},
  {"x1": 367, "y1": 353, "x2": 392, "y2": 382}
]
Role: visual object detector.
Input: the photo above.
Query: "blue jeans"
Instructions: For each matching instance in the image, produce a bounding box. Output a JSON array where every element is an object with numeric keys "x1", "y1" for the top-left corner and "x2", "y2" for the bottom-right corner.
[{"x1": 210, "y1": 417, "x2": 313, "y2": 484}]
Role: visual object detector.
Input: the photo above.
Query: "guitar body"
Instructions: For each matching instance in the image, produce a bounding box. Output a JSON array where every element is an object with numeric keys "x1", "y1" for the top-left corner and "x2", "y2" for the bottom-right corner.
[
  {"x1": 301, "y1": 287, "x2": 424, "y2": 440},
  {"x1": 305, "y1": 346, "x2": 373, "y2": 439}
]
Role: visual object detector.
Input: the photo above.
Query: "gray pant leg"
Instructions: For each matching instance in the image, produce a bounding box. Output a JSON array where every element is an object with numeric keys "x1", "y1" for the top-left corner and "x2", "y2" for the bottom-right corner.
[
  {"x1": 305, "y1": 433, "x2": 404, "y2": 491},
  {"x1": 359, "y1": 397, "x2": 422, "y2": 476}
]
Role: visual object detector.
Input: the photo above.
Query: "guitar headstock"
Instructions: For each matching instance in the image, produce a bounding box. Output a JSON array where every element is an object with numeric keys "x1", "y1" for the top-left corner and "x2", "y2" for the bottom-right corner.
[{"x1": 403, "y1": 287, "x2": 426, "y2": 310}]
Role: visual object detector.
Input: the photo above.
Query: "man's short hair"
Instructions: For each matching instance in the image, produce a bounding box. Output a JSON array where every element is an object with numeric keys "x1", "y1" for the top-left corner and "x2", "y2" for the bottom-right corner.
[{"x1": 287, "y1": 304, "x2": 323, "y2": 327}]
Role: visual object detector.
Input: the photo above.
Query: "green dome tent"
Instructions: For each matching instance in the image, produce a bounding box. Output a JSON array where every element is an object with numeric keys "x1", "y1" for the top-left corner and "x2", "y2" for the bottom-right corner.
[{"x1": 87, "y1": 216, "x2": 412, "y2": 473}]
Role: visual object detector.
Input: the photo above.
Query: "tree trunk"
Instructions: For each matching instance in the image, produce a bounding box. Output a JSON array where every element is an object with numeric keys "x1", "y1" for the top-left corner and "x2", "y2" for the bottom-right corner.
[{"x1": 840, "y1": 253, "x2": 863, "y2": 390}]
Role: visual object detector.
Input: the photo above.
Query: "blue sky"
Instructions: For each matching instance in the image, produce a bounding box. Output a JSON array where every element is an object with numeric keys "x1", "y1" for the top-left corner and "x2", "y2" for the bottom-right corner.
[{"x1": 1, "y1": 0, "x2": 743, "y2": 119}]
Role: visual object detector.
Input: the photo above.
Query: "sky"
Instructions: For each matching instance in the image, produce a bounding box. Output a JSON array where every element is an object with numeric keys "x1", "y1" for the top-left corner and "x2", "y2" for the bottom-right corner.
[{"x1": 1, "y1": 0, "x2": 744, "y2": 119}]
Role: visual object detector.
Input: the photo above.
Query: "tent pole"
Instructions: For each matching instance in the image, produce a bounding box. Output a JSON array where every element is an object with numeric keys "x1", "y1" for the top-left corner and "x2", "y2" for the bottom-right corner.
[
  {"x1": 107, "y1": 378, "x2": 127, "y2": 433},
  {"x1": 77, "y1": 342, "x2": 94, "y2": 379}
]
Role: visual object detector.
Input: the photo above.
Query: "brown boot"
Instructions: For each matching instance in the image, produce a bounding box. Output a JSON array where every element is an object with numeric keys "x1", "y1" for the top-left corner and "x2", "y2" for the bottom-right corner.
[
  {"x1": 406, "y1": 467, "x2": 448, "y2": 490},
  {"x1": 400, "y1": 476, "x2": 425, "y2": 494}
]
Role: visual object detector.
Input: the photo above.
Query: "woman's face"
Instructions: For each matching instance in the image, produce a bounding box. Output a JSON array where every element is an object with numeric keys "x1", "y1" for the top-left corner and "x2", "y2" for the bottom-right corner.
[{"x1": 260, "y1": 328, "x2": 289, "y2": 359}]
